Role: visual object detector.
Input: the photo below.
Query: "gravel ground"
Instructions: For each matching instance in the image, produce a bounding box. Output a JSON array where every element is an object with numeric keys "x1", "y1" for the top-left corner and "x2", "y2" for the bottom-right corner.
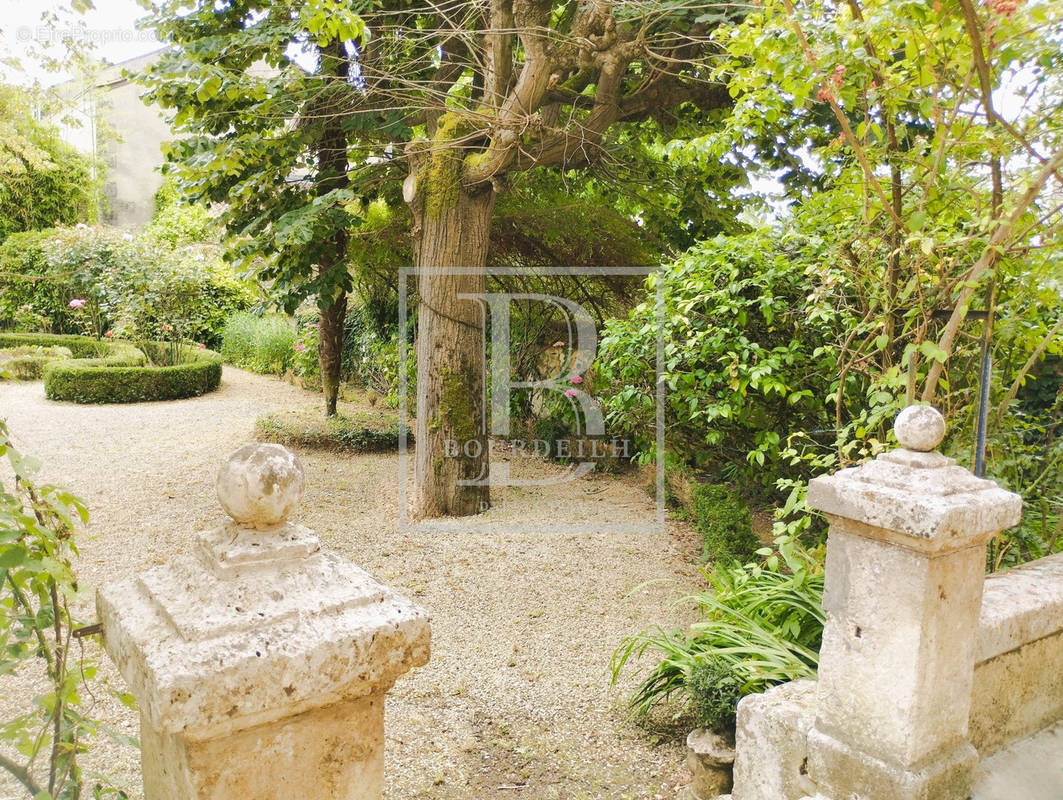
[{"x1": 0, "y1": 367, "x2": 703, "y2": 800}]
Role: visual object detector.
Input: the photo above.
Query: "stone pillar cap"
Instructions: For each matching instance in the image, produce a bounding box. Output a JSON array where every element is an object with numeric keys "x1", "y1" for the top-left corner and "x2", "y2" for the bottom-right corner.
[
  {"x1": 98, "y1": 443, "x2": 430, "y2": 740},
  {"x1": 806, "y1": 406, "x2": 1021, "y2": 549},
  {"x1": 216, "y1": 442, "x2": 305, "y2": 529}
]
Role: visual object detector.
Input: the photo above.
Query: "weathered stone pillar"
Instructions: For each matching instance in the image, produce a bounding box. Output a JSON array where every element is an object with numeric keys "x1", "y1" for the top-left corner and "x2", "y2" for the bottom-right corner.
[
  {"x1": 803, "y1": 406, "x2": 1021, "y2": 800},
  {"x1": 98, "y1": 443, "x2": 430, "y2": 800}
]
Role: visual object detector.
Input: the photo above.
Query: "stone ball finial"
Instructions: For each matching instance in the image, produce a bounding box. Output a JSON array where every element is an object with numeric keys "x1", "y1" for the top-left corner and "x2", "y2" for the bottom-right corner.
[
  {"x1": 894, "y1": 405, "x2": 946, "y2": 452},
  {"x1": 216, "y1": 443, "x2": 305, "y2": 529}
]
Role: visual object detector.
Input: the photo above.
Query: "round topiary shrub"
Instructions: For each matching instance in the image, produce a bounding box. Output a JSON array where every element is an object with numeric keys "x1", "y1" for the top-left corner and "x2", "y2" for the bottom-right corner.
[{"x1": 41, "y1": 339, "x2": 222, "y2": 404}]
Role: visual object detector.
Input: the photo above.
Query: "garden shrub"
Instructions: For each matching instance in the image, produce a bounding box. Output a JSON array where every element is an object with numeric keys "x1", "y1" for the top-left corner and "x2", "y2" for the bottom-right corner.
[
  {"x1": 688, "y1": 658, "x2": 744, "y2": 733},
  {"x1": 44, "y1": 342, "x2": 221, "y2": 404},
  {"x1": 0, "y1": 420, "x2": 127, "y2": 798},
  {"x1": 597, "y1": 231, "x2": 842, "y2": 491},
  {"x1": 0, "y1": 225, "x2": 254, "y2": 347},
  {"x1": 342, "y1": 304, "x2": 410, "y2": 408},
  {"x1": 147, "y1": 179, "x2": 219, "y2": 246},
  {"x1": 254, "y1": 408, "x2": 409, "y2": 453},
  {"x1": 0, "y1": 84, "x2": 99, "y2": 244},
  {"x1": 0, "y1": 331, "x2": 114, "y2": 357},
  {"x1": 221, "y1": 312, "x2": 297, "y2": 375},
  {"x1": 691, "y1": 484, "x2": 759, "y2": 564},
  {"x1": 612, "y1": 544, "x2": 824, "y2": 726}
]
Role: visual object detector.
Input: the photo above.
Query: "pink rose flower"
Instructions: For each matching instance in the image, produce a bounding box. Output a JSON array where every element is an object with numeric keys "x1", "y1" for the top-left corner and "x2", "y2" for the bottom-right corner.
[
  {"x1": 570, "y1": 375, "x2": 583, "y2": 384},
  {"x1": 294, "y1": 343, "x2": 306, "y2": 352},
  {"x1": 68, "y1": 298, "x2": 87, "y2": 309},
  {"x1": 198, "y1": 343, "x2": 206, "y2": 349},
  {"x1": 564, "y1": 388, "x2": 578, "y2": 398}
]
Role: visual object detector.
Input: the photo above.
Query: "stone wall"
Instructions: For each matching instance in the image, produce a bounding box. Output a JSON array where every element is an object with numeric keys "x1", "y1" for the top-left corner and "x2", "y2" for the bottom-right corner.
[
  {"x1": 970, "y1": 552, "x2": 1063, "y2": 754},
  {"x1": 727, "y1": 554, "x2": 1063, "y2": 800},
  {"x1": 722, "y1": 407, "x2": 1063, "y2": 800}
]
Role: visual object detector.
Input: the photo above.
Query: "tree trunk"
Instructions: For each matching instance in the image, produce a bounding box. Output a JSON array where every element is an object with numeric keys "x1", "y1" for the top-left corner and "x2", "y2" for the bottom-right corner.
[
  {"x1": 410, "y1": 148, "x2": 496, "y2": 517},
  {"x1": 317, "y1": 277, "x2": 347, "y2": 417},
  {"x1": 312, "y1": 39, "x2": 351, "y2": 419}
]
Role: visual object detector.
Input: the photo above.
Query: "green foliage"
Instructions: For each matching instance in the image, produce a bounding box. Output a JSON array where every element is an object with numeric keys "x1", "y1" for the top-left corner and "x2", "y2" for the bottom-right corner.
[
  {"x1": 291, "y1": 321, "x2": 321, "y2": 379},
  {"x1": 691, "y1": 484, "x2": 759, "y2": 565},
  {"x1": 220, "y1": 312, "x2": 297, "y2": 375},
  {"x1": 598, "y1": 231, "x2": 842, "y2": 489},
  {"x1": 342, "y1": 305, "x2": 411, "y2": 410},
  {"x1": 0, "y1": 226, "x2": 254, "y2": 348},
  {"x1": 43, "y1": 342, "x2": 221, "y2": 404},
  {"x1": 139, "y1": 2, "x2": 365, "y2": 318},
  {"x1": 255, "y1": 409, "x2": 408, "y2": 453},
  {"x1": 0, "y1": 345, "x2": 73, "y2": 380},
  {"x1": 0, "y1": 420, "x2": 130, "y2": 798},
  {"x1": 699, "y1": 0, "x2": 1063, "y2": 541},
  {"x1": 612, "y1": 545, "x2": 824, "y2": 725},
  {"x1": 687, "y1": 659, "x2": 744, "y2": 732},
  {"x1": 0, "y1": 332, "x2": 112, "y2": 357},
  {"x1": 0, "y1": 85, "x2": 99, "y2": 244},
  {"x1": 146, "y1": 180, "x2": 218, "y2": 246}
]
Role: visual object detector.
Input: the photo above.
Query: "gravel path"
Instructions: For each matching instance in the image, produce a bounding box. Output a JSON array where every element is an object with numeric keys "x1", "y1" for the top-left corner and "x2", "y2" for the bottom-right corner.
[{"x1": 0, "y1": 367, "x2": 702, "y2": 800}]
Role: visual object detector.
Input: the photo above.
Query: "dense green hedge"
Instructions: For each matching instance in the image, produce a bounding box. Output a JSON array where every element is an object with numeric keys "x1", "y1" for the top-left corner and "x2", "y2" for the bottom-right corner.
[
  {"x1": 42, "y1": 340, "x2": 222, "y2": 404},
  {"x1": 691, "y1": 484, "x2": 760, "y2": 565},
  {"x1": 0, "y1": 345, "x2": 73, "y2": 380},
  {"x1": 0, "y1": 332, "x2": 112, "y2": 358}
]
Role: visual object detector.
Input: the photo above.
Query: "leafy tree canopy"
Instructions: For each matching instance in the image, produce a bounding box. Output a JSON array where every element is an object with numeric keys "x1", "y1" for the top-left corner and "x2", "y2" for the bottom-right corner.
[{"x1": 0, "y1": 84, "x2": 99, "y2": 243}]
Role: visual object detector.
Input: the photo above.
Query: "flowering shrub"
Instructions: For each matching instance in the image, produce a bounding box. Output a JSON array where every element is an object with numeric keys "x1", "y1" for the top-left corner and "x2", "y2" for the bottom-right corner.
[{"x1": 0, "y1": 226, "x2": 254, "y2": 348}]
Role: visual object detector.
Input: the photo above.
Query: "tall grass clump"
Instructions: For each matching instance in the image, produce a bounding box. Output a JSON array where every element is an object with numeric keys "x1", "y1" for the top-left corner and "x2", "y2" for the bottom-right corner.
[
  {"x1": 611, "y1": 544, "x2": 824, "y2": 731},
  {"x1": 221, "y1": 312, "x2": 297, "y2": 375}
]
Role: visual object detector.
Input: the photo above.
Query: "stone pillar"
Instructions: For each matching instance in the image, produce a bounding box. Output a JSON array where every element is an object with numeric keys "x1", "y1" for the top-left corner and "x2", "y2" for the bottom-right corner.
[
  {"x1": 803, "y1": 406, "x2": 1021, "y2": 800},
  {"x1": 98, "y1": 443, "x2": 430, "y2": 800}
]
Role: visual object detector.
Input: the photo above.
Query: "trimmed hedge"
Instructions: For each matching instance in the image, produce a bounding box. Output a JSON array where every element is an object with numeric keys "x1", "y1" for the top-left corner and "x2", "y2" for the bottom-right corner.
[
  {"x1": 0, "y1": 345, "x2": 73, "y2": 380},
  {"x1": 254, "y1": 409, "x2": 408, "y2": 453},
  {"x1": 691, "y1": 484, "x2": 759, "y2": 565},
  {"x1": 0, "y1": 332, "x2": 111, "y2": 358},
  {"x1": 42, "y1": 340, "x2": 222, "y2": 404}
]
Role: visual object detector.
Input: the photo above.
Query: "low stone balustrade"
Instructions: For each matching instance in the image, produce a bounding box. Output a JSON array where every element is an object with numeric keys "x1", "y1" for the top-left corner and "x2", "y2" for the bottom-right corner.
[
  {"x1": 97, "y1": 443, "x2": 430, "y2": 800},
  {"x1": 719, "y1": 406, "x2": 1063, "y2": 800}
]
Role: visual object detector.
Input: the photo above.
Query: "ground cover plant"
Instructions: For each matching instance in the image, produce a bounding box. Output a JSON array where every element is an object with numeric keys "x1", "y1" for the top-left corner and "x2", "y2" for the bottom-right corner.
[{"x1": 254, "y1": 408, "x2": 408, "y2": 454}]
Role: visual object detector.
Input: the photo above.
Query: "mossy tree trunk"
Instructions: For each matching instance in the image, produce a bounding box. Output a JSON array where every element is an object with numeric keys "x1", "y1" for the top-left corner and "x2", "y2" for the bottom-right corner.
[
  {"x1": 409, "y1": 128, "x2": 496, "y2": 517},
  {"x1": 317, "y1": 259, "x2": 347, "y2": 417}
]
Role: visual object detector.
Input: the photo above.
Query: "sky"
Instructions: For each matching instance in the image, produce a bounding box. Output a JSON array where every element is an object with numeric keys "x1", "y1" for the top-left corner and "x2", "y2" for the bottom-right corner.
[{"x1": 0, "y1": 0, "x2": 160, "y2": 86}]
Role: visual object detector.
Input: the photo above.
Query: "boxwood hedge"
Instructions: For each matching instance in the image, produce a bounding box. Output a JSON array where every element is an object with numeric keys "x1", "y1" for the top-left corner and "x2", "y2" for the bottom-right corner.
[
  {"x1": 0, "y1": 345, "x2": 73, "y2": 380},
  {"x1": 2, "y1": 334, "x2": 227, "y2": 403},
  {"x1": 0, "y1": 332, "x2": 111, "y2": 357}
]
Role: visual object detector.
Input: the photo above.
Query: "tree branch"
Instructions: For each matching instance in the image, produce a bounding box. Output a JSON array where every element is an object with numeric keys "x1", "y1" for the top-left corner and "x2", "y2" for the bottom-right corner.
[{"x1": 922, "y1": 146, "x2": 1063, "y2": 402}]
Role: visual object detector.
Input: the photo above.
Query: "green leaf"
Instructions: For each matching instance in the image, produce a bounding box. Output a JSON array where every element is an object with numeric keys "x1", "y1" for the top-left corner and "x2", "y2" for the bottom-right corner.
[{"x1": 918, "y1": 340, "x2": 948, "y2": 363}]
